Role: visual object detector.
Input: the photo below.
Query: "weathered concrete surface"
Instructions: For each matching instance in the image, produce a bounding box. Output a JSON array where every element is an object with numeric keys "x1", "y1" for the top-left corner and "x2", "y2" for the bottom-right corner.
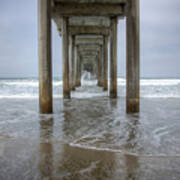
[
  {"x1": 39, "y1": 0, "x2": 141, "y2": 114},
  {"x1": 38, "y1": 0, "x2": 53, "y2": 114},
  {"x1": 69, "y1": 17, "x2": 110, "y2": 27},
  {"x1": 52, "y1": 0, "x2": 126, "y2": 31},
  {"x1": 97, "y1": 45, "x2": 103, "y2": 87},
  {"x1": 78, "y1": 51, "x2": 99, "y2": 56},
  {"x1": 82, "y1": 55, "x2": 97, "y2": 58},
  {"x1": 54, "y1": 0, "x2": 126, "y2": 3},
  {"x1": 76, "y1": 35, "x2": 103, "y2": 39},
  {"x1": 82, "y1": 57, "x2": 96, "y2": 63},
  {"x1": 53, "y1": 17, "x2": 111, "y2": 36},
  {"x1": 70, "y1": 35, "x2": 75, "y2": 90},
  {"x1": 52, "y1": 3, "x2": 124, "y2": 17},
  {"x1": 62, "y1": 17, "x2": 71, "y2": 98},
  {"x1": 75, "y1": 35, "x2": 104, "y2": 45},
  {"x1": 126, "y1": 0, "x2": 140, "y2": 113},
  {"x1": 110, "y1": 17, "x2": 118, "y2": 98},
  {"x1": 75, "y1": 53, "x2": 82, "y2": 87},
  {"x1": 78, "y1": 44, "x2": 101, "y2": 51},
  {"x1": 69, "y1": 26, "x2": 110, "y2": 35},
  {"x1": 103, "y1": 36, "x2": 108, "y2": 91}
]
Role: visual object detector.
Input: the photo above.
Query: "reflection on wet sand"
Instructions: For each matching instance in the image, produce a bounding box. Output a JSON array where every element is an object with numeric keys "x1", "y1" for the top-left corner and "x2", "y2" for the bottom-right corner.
[
  {"x1": 58, "y1": 144, "x2": 117, "y2": 179},
  {"x1": 39, "y1": 99, "x2": 139, "y2": 180},
  {"x1": 124, "y1": 154, "x2": 139, "y2": 180},
  {"x1": 37, "y1": 99, "x2": 142, "y2": 180},
  {"x1": 60, "y1": 99, "x2": 118, "y2": 179},
  {"x1": 124, "y1": 115, "x2": 140, "y2": 180},
  {"x1": 39, "y1": 116, "x2": 54, "y2": 179},
  {"x1": 36, "y1": 98, "x2": 180, "y2": 180}
]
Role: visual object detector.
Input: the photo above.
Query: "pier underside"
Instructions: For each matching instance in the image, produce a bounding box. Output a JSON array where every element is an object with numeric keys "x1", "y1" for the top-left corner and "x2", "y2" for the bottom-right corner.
[{"x1": 38, "y1": 0, "x2": 140, "y2": 113}]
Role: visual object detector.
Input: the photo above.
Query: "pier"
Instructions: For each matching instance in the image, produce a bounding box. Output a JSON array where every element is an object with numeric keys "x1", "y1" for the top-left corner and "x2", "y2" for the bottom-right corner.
[{"x1": 38, "y1": 0, "x2": 140, "y2": 113}]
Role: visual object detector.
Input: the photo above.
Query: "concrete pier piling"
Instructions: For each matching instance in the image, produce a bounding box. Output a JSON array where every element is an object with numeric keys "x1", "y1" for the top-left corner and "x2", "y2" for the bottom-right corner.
[
  {"x1": 38, "y1": 0, "x2": 140, "y2": 113},
  {"x1": 70, "y1": 35, "x2": 75, "y2": 91},
  {"x1": 98, "y1": 45, "x2": 103, "y2": 87},
  {"x1": 103, "y1": 36, "x2": 108, "y2": 91},
  {"x1": 38, "y1": 0, "x2": 53, "y2": 113},
  {"x1": 62, "y1": 17, "x2": 71, "y2": 99},
  {"x1": 110, "y1": 17, "x2": 118, "y2": 98},
  {"x1": 75, "y1": 53, "x2": 81, "y2": 87},
  {"x1": 126, "y1": 0, "x2": 140, "y2": 113}
]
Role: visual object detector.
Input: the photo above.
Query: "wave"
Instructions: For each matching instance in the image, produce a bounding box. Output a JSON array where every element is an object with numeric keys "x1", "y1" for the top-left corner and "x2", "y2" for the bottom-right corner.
[
  {"x1": 69, "y1": 143, "x2": 180, "y2": 158},
  {"x1": 1, "y1": 81, "x2": 62, "y2": 87},
  {"x1": 1, "y1": 78, "x2": 180, "y2": 87},
  {"x1": 117, "y1": 78, "x2": 180, "y2": 86},
  {"x1": 0, "y1": 78, "x2": 180, "y2": 99}
]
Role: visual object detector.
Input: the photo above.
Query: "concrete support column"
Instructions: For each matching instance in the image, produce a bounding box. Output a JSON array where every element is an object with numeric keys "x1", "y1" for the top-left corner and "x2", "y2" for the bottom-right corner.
[
  {"x1": 62, "y1": 17, "x2": 71, "y2": 98},
  {"x1": 77, "y1": 55, "x2": 82, "y2": 86},
  {"x1": 75, "y1": 46, "x2": 78, "y2": 87},
  {"x1": 70, "y1": 35, "x2": 75, "y2": 90},
  {"x1": 126, "y1": 0, "x2": 140, "y2": 113},
  {"x1": 38, "y1": 0, "x2": 53, "y2": 113},
  {"x1": 110, "y1": 17, "x2": 118, "y2": 98},
  {"x1": 97, "y1": 55, "x2": 101, "y2": 86},
  {"x1": 75, "y1": 49, "x2": 81, "y2": 87},
  {"x1": 103, "y1": 36, "x2": 108, "y2": 91},
  {"x1": 96, "y1": 55, "x2": 99, "y2": 83},
  {"x1": 93, "y1": 59, "x2": 97, "y2": 77},
  {"x1": 100, "y1": 45, "x2": 104, "y2": 87},
  {"x1": 98, "y1": 46, "x2": 103, "y2": 87}
]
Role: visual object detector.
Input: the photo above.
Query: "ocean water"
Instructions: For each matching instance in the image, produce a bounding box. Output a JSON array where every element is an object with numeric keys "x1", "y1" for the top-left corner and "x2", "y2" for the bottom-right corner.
[
  {"x1": 0, "y1": 76, "x2": 180, "y2": 180},
  {"x1": 0, "y1": 77, "x2": 180, "y2": 98}
]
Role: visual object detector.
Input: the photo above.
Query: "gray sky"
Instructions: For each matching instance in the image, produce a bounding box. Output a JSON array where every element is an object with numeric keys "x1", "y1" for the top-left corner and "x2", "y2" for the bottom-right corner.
[{"x1": 0, "y1": 0, "x2": 180, "y2": 78}]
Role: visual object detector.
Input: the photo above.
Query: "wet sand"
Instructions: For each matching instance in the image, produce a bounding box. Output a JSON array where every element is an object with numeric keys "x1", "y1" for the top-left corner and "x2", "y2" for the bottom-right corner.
[{"x1": 0, "y1": 96, "x2": 180, "y2": 179}]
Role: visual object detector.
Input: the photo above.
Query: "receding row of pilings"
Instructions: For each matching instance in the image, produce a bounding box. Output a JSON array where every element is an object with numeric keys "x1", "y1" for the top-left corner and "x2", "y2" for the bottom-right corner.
[{"x1": 38, "y1": 0, "x2": 140, "y2": 114}]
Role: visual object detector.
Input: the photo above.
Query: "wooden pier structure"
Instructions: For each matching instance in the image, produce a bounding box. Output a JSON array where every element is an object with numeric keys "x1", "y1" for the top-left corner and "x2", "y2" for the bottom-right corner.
[{"x1": 38, "y1": 0, "x2": 140, "y2": 113}]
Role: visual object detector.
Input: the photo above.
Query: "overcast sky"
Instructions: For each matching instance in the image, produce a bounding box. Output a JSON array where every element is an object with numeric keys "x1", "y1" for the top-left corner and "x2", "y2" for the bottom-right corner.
[{"x1": 0, "y1": 0, "x2": 180, "y2": 78}]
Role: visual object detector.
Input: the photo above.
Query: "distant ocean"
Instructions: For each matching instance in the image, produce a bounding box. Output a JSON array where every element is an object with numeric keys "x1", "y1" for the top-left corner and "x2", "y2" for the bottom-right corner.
[{"x1": 0, "y1": 77, "x2": 180, "y2": 98}]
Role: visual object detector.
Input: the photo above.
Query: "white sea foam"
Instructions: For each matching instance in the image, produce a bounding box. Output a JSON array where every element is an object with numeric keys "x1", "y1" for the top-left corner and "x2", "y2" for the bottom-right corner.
[
  {"x1": 0, "y1": 78, "x2": 180, "y2": 99},
  {"x1": 117, "y1": 78, "x2": 180, "y2": 86},
  {"x1": 2, "y1": 81, "x2": 62, "y2": 86},
  {"x1": 69, "y1": 143, "x2": 180, "y2": 158},
  {"x1": 140, "y1": 79, "x2": 180, "y2": 86},
  {"x1": 1, "y1": 78, "x2": 180, "y2": 87}
]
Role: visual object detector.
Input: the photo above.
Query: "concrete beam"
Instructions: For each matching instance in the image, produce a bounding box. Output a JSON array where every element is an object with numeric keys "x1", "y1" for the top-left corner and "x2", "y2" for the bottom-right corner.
[
  {"x1": 69, "y1": 17, "x2": 110, "y2": 27},
  {"x1": 75, "y1": 37, "x2": 104, "y2": 45},
  {"x1": 78, "y1": 48, "x2": 100, "y2": 54},
  {"x1": 54, "y1": 0, "x2": 126, "y2": 4},
  {"x1": 82, "y1": 55, "x2": 97, "y2": 59},
  {"x1": 69, "y1": 26, "x2": 110, "y2": 35},
  {"x1": 76, "y1": 35, "x2": 103, "y2": 40},
  {"x1": 79, "y1": 52, "x2": 99, "y2": 56},
  {"x1": 82, "y1": 58, "x2": 97, "y2": 64},
  {"x1": 52, "y1": 3, "x2": 124, "y2": 17},
  {"x1": 78, "y1": 47, "x2": 100, "y2": 59},
  {"x1": 78, "y1": 45, "x2": 101, "y2": 51}
]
